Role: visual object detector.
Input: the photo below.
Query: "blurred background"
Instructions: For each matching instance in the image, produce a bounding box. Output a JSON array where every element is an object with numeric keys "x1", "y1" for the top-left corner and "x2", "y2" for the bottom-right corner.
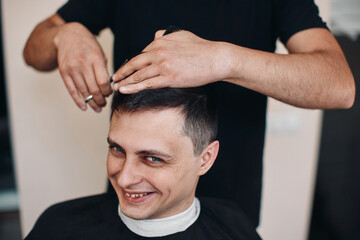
[
  {"x1": 309, "y1": 0, "x2": 360, "y2": 239},
  {"x1": 0, "y1": 0, "x2": 358, "y2": 239}
]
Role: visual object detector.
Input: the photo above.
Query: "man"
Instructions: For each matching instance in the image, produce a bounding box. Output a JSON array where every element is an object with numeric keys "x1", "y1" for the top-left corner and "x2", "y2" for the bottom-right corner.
[
  {"x1": 25, "y1": 88, "x2": 262, "y2": 239},
  {"x1": 23, "y1": 0, "x2": 355, "y2": 226}
]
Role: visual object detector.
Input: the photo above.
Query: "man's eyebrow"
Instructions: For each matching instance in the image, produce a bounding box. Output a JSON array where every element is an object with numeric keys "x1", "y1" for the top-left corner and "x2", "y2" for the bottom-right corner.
[
  {"x1": 136, "y1": 150, "x2": 173, "y2": 160},
  {"x1": 107, "y1": 137, "x2": 120, "y2": 147}
]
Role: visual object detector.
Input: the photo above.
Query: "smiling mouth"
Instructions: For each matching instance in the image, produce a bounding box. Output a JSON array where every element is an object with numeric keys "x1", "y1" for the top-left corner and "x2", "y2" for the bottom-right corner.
[
  {"x1": 125, "y1": 192, "x2": 151, "y2": 198},
  {"x1": 123, "y1": 191, "x2": 156, "y2": 203}
]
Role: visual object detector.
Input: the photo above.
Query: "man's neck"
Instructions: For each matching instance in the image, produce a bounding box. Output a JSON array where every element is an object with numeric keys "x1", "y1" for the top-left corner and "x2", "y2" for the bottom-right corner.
[{"x1": 118, "y1": 197, "x2": 201, "y2": 237}]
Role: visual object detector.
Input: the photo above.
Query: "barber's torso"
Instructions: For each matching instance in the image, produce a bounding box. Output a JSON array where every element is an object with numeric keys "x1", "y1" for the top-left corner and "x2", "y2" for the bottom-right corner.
[
  {"x1": 108, "y1": 1, "x2": 270, "y2": 227},
  {"x1": 111, "y1": 0, "x2": 277, "y2": 68}
]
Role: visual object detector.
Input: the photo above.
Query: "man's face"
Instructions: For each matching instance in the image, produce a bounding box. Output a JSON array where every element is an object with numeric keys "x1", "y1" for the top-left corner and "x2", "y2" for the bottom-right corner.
[{"x1": 107, "y1": 108, "x2": 201, "y2": 220}]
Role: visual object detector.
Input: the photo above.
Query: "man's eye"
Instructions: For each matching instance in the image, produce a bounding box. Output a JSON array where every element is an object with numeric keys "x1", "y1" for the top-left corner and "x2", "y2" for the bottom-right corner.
[
  {"x1": 146, "y1": 156, "x2": 163, "y2": 163},
  {"x1": 109, "y1": 145, "x2": 124, "y2": 155},
  {"x1": 114, "y1": 146, "x2": 122, "y2": 152}
]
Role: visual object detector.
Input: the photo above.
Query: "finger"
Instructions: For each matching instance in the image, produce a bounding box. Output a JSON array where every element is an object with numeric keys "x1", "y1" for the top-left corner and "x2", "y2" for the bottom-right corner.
[
  {"x1": 143, "y1": 32, "x2": 168, "y2": 54},
  {"x1": 93, "y1": 61, "x2": 112, "y2": 96},
  {"x1": 82, "y1": 67, "x2": 107, "y2": 107},
  {"x1": 154, "y1": 30, "x2": 166, "y2": 40},
  {"x1": 60, "y1": 72, "x2": 87, "y2": 111},
  {"x1": 113, "y1": 52, "x2": 152, "y2": 82},
  {"x1": 141, "y1": 30, "x2": 170, "y2": 57},
  {"x1": 135, "y1": 30, "x2": 165, "y2": 56},
  {"x1": 114, "y1": 65, "x2": 159, "y2": 91},
  {"x1": 72, "y1": 72, "x2": 102, "y2": 112},
  {"x1": 119, "y1": 76, "x2": 168, "y2": 94},
  {"x1": 142, "y1": 40, "x2": 157, "y2": 53}
]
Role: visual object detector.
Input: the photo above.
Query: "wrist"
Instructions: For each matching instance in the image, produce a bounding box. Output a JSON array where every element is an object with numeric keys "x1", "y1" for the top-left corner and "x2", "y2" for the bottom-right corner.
[
  {"x1": 213, "y1": 42, "x2": 242, "y2": 81},
  {"x1": 53, "y1": 22, "x2": 82, "y2": 49},
  {"x1": 53, "y1": 24, "x2": 68, "y2": 50}
]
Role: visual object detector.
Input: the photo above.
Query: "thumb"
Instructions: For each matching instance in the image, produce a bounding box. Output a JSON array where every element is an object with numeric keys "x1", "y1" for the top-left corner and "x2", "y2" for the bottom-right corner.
[{"x1": 154, "y1": 30, "x2": 166, "y2": 40}]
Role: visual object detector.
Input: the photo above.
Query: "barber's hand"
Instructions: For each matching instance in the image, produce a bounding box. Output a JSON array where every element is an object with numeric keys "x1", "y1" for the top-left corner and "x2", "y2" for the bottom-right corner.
[
  {"x1": 54, "y1": 22, "x2": 112, "y2": 112},
  {"x1": 112, "y1": 30, "x2": 228, "y2": 94}
]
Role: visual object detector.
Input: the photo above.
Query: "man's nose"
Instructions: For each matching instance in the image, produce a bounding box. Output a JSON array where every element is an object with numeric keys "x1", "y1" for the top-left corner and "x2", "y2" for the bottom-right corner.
[{"x1": 117, "y1": 158, "x2": 142, "y2": 188}]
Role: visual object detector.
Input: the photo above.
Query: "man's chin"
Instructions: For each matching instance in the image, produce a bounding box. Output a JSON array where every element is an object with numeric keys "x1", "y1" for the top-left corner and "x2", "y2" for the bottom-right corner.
[
  {"x1": 121, "y1": 206, "x2": 153, "y2": 220},
  {"x1": 119, "y1": 197, "x2": 156, "y2": 220}
]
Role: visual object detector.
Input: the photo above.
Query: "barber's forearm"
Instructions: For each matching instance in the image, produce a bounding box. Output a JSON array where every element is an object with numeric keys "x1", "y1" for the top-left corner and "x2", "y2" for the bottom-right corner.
[
  {"x1": 23, "y1": 14, "x2": 67, "y2": 71},
  {"x1": 23, "y1": 22, "x2": 61, "y2": 71},
  {"x1": 221, "y1": 42, "x2": 355, "y2": 109},
  {"x1": 112, "y1": 28, "x2": 355, "y2": 109}
]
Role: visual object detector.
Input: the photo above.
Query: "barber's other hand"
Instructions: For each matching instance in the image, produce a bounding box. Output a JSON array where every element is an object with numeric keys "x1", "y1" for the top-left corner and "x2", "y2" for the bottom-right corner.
[
  {"x1": 112, "y1": 30, "x2": 229, "y2": 94},
  {"x1": 54, "y1": 23, "x2": 112, "y2": 112}
]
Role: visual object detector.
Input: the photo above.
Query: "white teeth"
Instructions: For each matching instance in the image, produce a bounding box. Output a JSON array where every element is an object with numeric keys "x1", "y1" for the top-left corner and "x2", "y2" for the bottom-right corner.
[{"x1": 126, "y1": 192, "x2": 150, "y2": 198}]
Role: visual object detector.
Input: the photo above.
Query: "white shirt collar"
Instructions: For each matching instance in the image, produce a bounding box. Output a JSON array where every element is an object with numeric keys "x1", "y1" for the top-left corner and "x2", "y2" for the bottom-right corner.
[{"x1": 118, "y1": 197, "x2": 201, "y2": 237}]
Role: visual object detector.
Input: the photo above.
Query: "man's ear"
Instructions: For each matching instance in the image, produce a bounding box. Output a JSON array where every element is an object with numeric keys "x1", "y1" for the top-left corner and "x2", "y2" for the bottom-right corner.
[{"x1": 198, "y1": 140, "x2": 219, "y2": 176}]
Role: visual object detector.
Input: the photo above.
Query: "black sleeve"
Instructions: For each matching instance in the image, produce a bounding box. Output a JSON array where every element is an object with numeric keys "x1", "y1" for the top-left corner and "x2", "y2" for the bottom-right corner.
[
  {"x1": 274, "y1": 0, "x2": 328, "y2": 45},
  {"x1": 56, "y1": 0, "x2": 115, "y2": 35}
]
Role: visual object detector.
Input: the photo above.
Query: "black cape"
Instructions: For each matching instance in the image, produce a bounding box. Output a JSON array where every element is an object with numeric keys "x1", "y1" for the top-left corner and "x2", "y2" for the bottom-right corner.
[{"x1": 25, "y1": 193, "x2": 262, "y2": 240}]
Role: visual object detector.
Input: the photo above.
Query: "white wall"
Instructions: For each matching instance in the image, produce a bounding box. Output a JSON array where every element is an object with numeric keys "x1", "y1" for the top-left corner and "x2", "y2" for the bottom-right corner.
[
  {"x1": 2, "y1": 0, "x2": 329, "y2": 238},
  {"x1": 2, "y1": 0, "x2": 113, "y2": 236},
  {"x1": 258, "y1": 1, "x2": 330, "y2": 239},
  {"x1": 331, "y1": 0, "x2": 360, "y2": 39}
]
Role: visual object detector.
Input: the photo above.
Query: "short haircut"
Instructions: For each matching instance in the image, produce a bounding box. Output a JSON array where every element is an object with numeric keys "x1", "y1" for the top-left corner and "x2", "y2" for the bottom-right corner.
[{"x1": 111, "y1": 87, "x2": 218, "y2": 156}]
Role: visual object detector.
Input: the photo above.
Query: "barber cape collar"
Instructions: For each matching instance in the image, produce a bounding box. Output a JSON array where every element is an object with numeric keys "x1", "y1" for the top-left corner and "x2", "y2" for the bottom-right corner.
[{"x1": 118, "y1": 198, "x2": 201, "y2": 237}]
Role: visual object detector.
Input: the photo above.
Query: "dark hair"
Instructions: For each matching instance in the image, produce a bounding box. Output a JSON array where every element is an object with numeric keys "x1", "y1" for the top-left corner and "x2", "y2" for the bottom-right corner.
[{"x1": 111, "y1": 88, "x2": 218, "y2": 156}]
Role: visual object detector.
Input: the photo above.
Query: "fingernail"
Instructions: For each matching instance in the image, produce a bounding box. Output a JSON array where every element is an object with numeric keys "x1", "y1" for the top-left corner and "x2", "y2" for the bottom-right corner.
[
  {"x1": 113, "y1": 84, "x2": 119, "y2": 91},
  {"x1": 112, "y1": 75, "x2": 116, "y2": 81},
  {"x1": 120, "y1": 86, "x2": 129, "y2": 93},
  {"x1": 81, "y1": 105, "x2": 87, "y2": 111},
  {"x1": 96, "y1": 108, "x2": 102, "y2": 113}
]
